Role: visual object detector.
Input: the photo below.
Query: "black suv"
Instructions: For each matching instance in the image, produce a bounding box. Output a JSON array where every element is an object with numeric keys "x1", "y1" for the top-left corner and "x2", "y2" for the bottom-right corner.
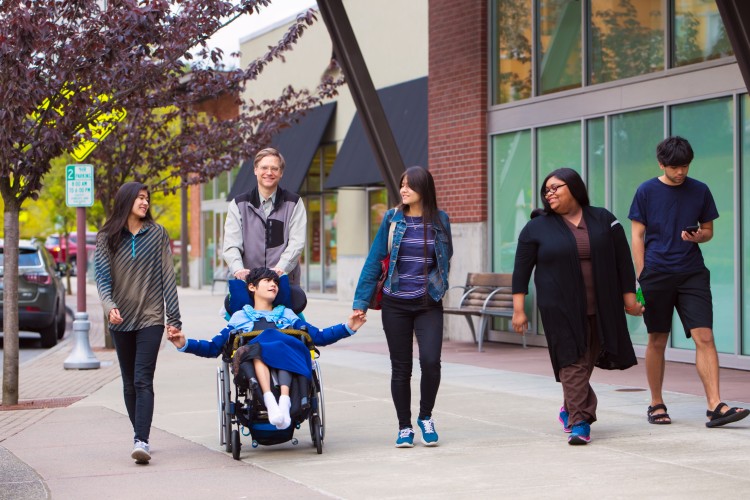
[{"x1": 0, "y1": 240, "x2": 67, "y2": 348}]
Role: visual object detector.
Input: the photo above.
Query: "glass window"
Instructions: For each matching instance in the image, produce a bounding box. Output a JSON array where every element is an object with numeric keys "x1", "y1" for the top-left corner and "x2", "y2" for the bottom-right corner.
[
  {"x1": 537, "y1": 121, "x2": 582, "y2": 186},
  {"x1": 492, "y1": 130, "x2": 532, "y2": 273},
  {"x1": 216, "y1": 171, "x2": 229, "y2": 200},
  {"x1": 493, "y1": 0, "x2": 533, "y2": 104},
  {"x1": 538, "y1": 0, "x2": 582, "y2": 95},
  {"x1": 322, "y1": 143, "x2": 337, "y2": 182},
  {"x1": 742, "y1": 95, "x2": 750, "y2": 355},
  {"x1": 588, "y1": 0, "x2": 664, "y2": 84},
  {"x1": 586, "y1": 117, "x2": 605, "y2": 207},
  {"x1": 201, "y1": 179, "x2": 215, "y2": 201},
  {"x1": 671, "y1": 97, "x2": 734, "y2": 354},
  {"x1": 610, "y1": 107, "x2": 663, "y2": 345},
  {"x1": 673, "y1": 0, "x2": 732, "y2": 67},
  {"x1": 324, "y1": 193, "x2": 337, "y2": 293},
  {"x1": 368, "y1": 189, "x2": 389, "y2": 244},
  {"x1": 304, "y1": 150, "x2": 322, "y2": 194}
]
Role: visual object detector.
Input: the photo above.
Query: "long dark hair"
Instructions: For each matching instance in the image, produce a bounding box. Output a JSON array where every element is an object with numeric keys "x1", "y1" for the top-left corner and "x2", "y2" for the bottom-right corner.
[
  {"x1": 99, "y1": 182, "x2": 154, "y2": 255},
  {"x1": 540, "y1": 168, "x2": 590, "y2": 214},
  {"x1": 398, "y1": 166, "x2": 441, "y2": 225},
  {"x1": 397, "y1": 166, "x2": 445, "y2": 300}
]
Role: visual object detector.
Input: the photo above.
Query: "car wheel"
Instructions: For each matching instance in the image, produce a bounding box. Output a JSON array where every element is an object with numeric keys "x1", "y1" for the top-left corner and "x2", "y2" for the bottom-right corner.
[
  {"x1": 40, "y1": 319, "x2": 58, "y2": 348},
  {"x1": 56, "y1": 304, "x2": 67, "y2": 339}
]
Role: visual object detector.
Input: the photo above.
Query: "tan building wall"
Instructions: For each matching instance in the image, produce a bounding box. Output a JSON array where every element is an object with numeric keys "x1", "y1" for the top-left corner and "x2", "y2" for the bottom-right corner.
[{"x1": 238, "y1": 0, "x2": 429, "y2": 300}]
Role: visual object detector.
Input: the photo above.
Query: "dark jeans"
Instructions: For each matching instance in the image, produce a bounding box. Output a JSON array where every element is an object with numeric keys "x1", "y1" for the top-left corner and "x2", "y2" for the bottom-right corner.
[
  {"x1": 381, "y1": 294, "x2": 443, "y2": 428},
  {"x1": 111, "y1": 324, "x2": 163, "y2": 443}
]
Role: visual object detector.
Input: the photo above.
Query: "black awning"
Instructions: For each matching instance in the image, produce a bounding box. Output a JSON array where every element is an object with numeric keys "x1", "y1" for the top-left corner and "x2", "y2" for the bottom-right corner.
[
  {"x1": 323, "y1": 77, "x2": 427, "y2": 189},
  {"x1": 227, "y1": 102, "x2": 337, "y2": 200}
]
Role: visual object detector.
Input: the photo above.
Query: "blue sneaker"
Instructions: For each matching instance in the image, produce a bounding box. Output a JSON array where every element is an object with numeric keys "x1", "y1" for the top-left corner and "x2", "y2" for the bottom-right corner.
[
  {"x1": 559, "y1": 406, "x2": 571, "y2": 433},
  {"x1": 417, "y1": 417, "x2": 439, "y2": 446},
  {"x1": 568, "y1": 421, "x2": 591, "y2": 445},
  {"x1": 395, "y1": 427, "x2": 415, "y2": 448}
]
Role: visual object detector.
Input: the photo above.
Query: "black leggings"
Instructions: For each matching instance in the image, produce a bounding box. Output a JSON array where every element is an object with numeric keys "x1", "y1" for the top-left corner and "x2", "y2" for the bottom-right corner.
[
  {"x1": 381, "y1": 294, "x2": 443, "y2": 428},
  {"x1": 111, "y1": 324, "x2": 163, "y2": 443}
]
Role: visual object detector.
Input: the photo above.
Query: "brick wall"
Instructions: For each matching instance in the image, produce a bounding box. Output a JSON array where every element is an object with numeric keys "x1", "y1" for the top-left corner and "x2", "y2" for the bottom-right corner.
[{"x1": 428, "y1": 0, "x2": 488, "y2": 223}]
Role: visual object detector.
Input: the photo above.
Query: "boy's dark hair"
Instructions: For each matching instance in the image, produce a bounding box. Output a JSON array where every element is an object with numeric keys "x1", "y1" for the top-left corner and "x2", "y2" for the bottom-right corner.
[
  {"x1": 245, "y1": 267, "x2": 280, "y2": 294},
  {"x1": 656, "y1": 136, "x2": 694, "y2": 167},
  {"x1": 540, "y1": 168, "x2": 590, "y2": 214}
]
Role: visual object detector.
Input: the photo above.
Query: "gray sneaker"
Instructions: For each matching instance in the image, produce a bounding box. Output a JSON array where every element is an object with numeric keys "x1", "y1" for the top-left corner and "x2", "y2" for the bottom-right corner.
[{"x1": 131, "y1": 440, "x2": 151, "y2": 464}]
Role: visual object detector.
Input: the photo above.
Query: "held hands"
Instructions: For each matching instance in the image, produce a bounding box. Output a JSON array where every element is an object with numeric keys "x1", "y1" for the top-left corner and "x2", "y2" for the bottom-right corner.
[
  {"x1": 347, "y1": 311, "x2": 367, "y2": 332},
  {"x1": 108, "y1": 308, "x2": 123, "y2": 325},
  {"x1": 167, "y1": 325, "x2": 186, "y2": 349}
]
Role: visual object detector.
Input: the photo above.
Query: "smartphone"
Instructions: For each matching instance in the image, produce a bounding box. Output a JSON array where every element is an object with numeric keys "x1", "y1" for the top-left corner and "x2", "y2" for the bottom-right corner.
[{"x1": 684, "y1": 224, "x2": 699, "y2": 234}]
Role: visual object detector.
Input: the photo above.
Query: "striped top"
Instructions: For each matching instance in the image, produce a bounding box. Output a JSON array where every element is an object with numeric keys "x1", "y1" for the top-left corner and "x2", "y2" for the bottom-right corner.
[
  {"x1": 384, "y1": 216, "x2": 436, "y2": 299},
  {"x1": 95, "y1": 222, "x2": 181, "y2": 332}
]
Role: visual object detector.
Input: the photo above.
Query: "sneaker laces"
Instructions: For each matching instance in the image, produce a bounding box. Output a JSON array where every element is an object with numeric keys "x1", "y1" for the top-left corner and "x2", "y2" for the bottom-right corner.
[
  {"x1": 399, "y1": 428, "x2": 414, "y2": 438},
  {"x1": 421, "y1": 419, "x2": 435, "y2": 433}
]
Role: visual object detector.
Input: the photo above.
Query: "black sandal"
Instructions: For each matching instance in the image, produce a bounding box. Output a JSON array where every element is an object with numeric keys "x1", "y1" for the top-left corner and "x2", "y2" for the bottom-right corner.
[
  {"x1": 647, "y1": 404, "x2": 672, "y2": 425},
  {"x1": 705, "y1": 402, "x2": 750, "y2": 428}
]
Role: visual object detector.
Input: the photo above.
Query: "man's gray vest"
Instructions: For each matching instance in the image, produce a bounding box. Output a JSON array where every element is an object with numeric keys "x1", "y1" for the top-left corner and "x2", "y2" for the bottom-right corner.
[{"x1": 235, "y1": 186, "x2": 301, "y2": 284}]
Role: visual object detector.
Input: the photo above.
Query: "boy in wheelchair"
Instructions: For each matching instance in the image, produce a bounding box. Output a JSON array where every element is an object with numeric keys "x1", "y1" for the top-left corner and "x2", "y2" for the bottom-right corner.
[{"x1": 168, "y1": 267, "x2": 365, "y2": 429}]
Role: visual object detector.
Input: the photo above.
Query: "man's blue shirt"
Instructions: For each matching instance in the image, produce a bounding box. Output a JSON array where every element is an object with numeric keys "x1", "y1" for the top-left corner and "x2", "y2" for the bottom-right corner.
[{"x1": 628, "y1": 176, "x2": 718, "y2": 273}]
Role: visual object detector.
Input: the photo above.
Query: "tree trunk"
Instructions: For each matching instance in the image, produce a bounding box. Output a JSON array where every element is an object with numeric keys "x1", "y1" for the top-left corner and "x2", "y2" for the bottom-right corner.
[{"x1": 2, "y1": 202, "x2": 21, "y2": 406}]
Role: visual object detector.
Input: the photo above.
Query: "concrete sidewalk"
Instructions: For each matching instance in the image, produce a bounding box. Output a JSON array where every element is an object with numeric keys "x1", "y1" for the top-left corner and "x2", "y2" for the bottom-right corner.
[{"x1": 2, "y1": 286, "x2": 750, "y2": 499}]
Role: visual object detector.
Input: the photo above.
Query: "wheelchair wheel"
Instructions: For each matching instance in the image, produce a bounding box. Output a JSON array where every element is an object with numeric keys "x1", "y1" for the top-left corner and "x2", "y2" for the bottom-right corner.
[
  {"x1": 231, "y1": 429, "x2": 242, "y2": 460},
  {"x1": 216, "y1": 364, "x2": 232, "y2": 452},
  {"x1": 313, "y1": 360, "x2": 325, "y2": 441},
  {"x1": 311, "y1": 414, "x2": 323, "y2": 454}
]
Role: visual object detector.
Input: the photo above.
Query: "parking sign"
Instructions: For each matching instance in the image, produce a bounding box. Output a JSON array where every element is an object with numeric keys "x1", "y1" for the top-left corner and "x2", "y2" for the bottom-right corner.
[{"x1": 66, "y1": 164, "x2": 95, "y2": 207}]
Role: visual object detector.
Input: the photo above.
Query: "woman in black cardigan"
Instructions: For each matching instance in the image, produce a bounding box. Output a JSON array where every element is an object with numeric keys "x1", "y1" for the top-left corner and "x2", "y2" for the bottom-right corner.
[{"x1": 512, "y1": 168, "x2": 642, "y2": 445}]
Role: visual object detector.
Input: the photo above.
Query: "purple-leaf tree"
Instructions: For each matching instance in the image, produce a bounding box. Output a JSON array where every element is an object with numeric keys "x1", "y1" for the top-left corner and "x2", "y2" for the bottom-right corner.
[{"x1": 0, "y1": 0, "x2": 342, "y2": 406}]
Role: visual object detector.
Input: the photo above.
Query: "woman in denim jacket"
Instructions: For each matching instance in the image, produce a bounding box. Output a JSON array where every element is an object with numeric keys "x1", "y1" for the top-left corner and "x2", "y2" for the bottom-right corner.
[{"x1": 353, "y1": 166, "x2": 453, "y2": 448}]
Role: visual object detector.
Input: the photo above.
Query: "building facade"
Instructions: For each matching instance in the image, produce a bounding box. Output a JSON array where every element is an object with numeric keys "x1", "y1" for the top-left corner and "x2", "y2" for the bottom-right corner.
[
  {"x1": 430, "y1": 0, "x2": 749, "y2": 369},
  {"x1": 198, "y1": 0, "x2": 749, "y2": 370}
]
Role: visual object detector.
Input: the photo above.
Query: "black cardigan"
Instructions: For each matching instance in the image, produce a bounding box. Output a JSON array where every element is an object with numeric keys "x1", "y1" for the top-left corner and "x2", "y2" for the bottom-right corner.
[{"x1": 512, "y1": 206, "x2": 637, "y2": 380}]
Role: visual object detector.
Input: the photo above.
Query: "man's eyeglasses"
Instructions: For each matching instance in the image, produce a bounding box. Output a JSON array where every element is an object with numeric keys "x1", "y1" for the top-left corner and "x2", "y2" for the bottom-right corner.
[
  {"x1": 258, "y1": 166, "x2": 281, "y2": 174},
  {"x1": 543, "y1": 183, "x2": 567, "y2": 196}
]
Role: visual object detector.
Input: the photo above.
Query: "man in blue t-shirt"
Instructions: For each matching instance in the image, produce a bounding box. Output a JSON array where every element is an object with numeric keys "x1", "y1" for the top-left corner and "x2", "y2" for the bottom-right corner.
[{"x1": 629, "y1": 136, "x2": 748, "y2": 428}]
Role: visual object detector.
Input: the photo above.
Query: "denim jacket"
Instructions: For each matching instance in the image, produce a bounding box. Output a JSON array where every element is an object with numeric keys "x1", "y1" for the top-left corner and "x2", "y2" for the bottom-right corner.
[{"x1": 353, "y1": 208, "x2": 453, "y2": 311}]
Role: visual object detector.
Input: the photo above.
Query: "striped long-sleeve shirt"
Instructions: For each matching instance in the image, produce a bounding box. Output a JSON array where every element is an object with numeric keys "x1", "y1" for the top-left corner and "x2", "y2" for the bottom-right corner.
[{"x1": 95, "y1": 222, "x2": 182, "y2": 331}]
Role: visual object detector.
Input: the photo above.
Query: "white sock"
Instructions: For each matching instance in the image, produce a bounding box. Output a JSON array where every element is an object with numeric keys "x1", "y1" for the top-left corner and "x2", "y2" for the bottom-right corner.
[
  {"x1": 263, "y1": 392, "x2": 283, "y2": 427},
  {"x1": 278, "y1": 394, "x2": 292, "y2": 429}
]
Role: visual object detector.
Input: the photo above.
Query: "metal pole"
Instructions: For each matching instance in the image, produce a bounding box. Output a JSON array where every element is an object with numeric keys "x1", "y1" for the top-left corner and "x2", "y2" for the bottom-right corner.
[
  {"x1": 64, "y1": 207, "x2": 100, "y2": 369},
  {"x1": 715, "y1": 0, "x2": 750, "y2": 93},
  {"x1": 317, "y1": 0, "x2": 405, "y2": 201}
]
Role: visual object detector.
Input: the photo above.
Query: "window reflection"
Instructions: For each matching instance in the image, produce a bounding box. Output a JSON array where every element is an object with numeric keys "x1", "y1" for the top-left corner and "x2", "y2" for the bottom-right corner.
[
  {"x1": 589, "y1": 0, "x2": 664, "y2": 84},
  {"x1": 494, "y1": 0, "x2": 532, "y2": 104},
  {"x1": 673, "y1": 0, "x2": 732, "y2": 66},
  {"x1": 538, "y1": 0, "x2": 582, "y2": 95}
]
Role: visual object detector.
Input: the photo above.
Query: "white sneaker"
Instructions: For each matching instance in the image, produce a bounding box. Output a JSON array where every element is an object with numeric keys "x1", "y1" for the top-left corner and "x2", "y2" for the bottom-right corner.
[{"x1": 131, "y1": 440, "x2": 151, "y2": 464}]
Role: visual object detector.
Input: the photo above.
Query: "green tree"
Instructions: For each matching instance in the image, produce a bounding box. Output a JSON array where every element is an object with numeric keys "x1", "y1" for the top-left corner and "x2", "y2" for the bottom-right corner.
[{"x1": 1, "y1": 0, "x2": 341, "y2": 406}]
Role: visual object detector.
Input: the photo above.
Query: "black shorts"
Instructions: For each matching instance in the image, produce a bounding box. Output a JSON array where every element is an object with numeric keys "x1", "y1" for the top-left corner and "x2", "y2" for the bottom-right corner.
[{"x1": 638, "y1": 267, "x2": 712, "y2": 338}]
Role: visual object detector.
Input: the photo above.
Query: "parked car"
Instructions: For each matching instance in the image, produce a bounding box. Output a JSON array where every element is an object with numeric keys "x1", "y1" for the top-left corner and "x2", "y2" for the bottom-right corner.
[
  {"x1": 0, "y1": 240, "x2": 67, "y2": 348},
  {"x1": 45, "y1": 232, "x2": 97, "y2": 276}
]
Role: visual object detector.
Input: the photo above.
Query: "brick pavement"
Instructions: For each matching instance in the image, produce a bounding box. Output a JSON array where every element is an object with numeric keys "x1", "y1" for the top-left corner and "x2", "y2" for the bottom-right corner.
[{"x1": 0, "y1": 292, "x2": 120, "y2": 441}]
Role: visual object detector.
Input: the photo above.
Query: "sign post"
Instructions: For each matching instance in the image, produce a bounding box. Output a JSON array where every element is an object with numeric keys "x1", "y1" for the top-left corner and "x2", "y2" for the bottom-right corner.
[{"x1": 64, "y1": 164, "x2": 100, "y2": 370}]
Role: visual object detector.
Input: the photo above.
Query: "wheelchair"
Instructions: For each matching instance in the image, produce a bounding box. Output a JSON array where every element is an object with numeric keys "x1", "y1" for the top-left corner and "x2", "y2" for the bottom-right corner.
[{"x1": 216, "y1": 280, "x2": 325, "y2": 458}]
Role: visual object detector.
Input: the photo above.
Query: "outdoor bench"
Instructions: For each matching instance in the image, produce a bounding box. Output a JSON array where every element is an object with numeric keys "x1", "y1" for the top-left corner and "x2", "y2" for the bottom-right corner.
[{"x1": 443, "y1": 272, "x2": 525, "y2": 351}]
